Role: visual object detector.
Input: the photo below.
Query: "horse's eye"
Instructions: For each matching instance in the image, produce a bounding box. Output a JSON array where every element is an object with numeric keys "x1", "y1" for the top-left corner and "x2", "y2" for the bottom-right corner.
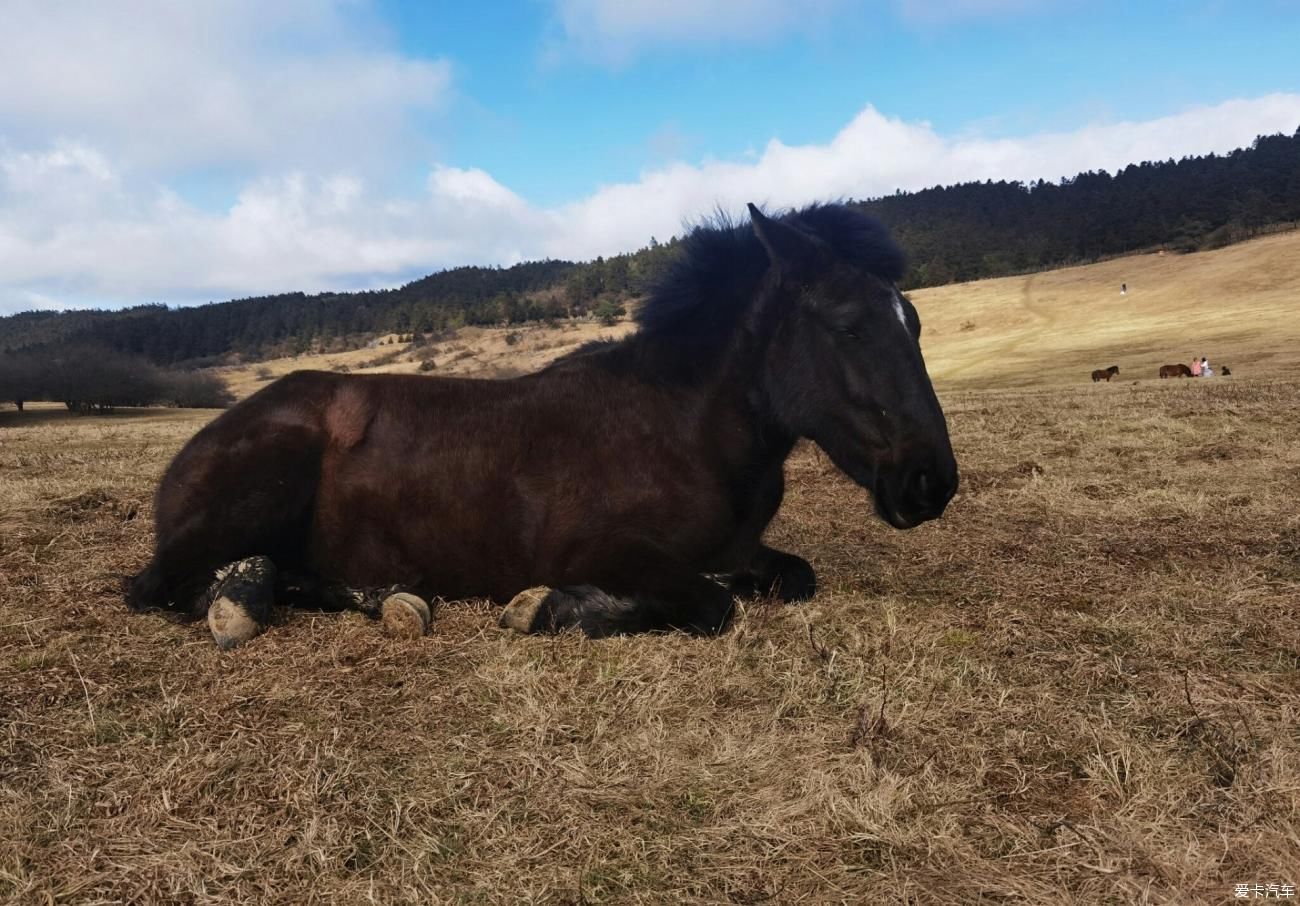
[{"x1": 836, "y1": 327, "x2": 860, "y2": 340}]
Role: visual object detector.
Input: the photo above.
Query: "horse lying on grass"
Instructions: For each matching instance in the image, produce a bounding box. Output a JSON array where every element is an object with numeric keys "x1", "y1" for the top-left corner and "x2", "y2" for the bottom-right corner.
[
  {"x1": 128, "y1": 203, "x2": 959, "y2": 646},
  {"x1": 1159, "y1": 363, "x2": 1194, "y2": 378}
]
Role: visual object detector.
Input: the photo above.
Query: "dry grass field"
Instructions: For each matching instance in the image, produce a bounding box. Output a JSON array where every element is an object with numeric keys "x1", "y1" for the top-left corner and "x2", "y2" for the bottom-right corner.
[{"x1": 3, "y1": 238, "x2": 1299, "y2": 903}]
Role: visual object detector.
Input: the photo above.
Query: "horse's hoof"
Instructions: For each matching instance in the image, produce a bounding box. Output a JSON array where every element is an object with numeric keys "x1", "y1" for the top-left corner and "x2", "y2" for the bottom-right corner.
[
  {"x1": 499, "y1": 586, "x2": 552, "y2": 633},
  {"x1": 208, "y1": 597, "x2": 264, "y2": 649},
  {"x1": 207, "y1": 556, "x2": 275, "y2": 649},
  {"x1": 382, "y1": 592, "x2": 431, "y2": 639}
]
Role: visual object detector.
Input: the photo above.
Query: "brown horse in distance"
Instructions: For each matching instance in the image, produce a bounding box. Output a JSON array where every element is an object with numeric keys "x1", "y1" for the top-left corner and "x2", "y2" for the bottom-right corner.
[
  {"x1": 127, "y1": 202, "x2": 959, "y2": 643},
  {"x1": 1159, "y1": 363, "x2": 1194, "y2": 378},
  {"x1": 1091, "y1": 365, "x2": 1120, "y2": 382}
]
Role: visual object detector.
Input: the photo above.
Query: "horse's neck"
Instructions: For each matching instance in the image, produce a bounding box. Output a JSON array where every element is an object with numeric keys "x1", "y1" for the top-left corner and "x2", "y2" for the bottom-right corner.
[
  {"x1": 623, "y1": 330, "x2": 794, "y2": 469},
  {"x1": 696, "y1": 340, "x2": 796, "y2": 470}
]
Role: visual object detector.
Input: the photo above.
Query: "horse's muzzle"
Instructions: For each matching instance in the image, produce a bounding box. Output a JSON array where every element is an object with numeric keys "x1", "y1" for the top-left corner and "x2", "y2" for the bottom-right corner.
[{"x1": 874, "y1": 457, "x2": 959, "y2": 529}]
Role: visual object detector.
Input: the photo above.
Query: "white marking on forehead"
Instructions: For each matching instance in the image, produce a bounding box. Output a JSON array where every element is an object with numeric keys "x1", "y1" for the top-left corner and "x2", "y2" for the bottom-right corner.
[{"x1": 892, "y1": 296, "x2": 908, "y2": 329}]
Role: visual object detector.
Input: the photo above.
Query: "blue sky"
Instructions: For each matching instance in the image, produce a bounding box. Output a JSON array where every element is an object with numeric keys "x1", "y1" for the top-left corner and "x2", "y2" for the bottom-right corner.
[
  {"x1": 1, "y1": 0, "x2": 1298, "y2": 314},
  {"x1": 407, "y1": 2, "x2": 1300, "y2": 204}
]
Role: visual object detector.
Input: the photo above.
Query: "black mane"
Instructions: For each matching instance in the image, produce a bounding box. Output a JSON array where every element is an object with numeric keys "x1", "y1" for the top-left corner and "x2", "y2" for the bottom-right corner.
[
  {"x1": 547, "y1": 203, "x2": 906, "y2": 378},
  {"x1": 635, "y1": 202, "x2": 906, "y2": 342}
]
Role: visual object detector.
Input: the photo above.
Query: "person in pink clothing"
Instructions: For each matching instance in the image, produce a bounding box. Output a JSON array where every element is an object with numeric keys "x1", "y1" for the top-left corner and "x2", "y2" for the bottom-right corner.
[{"x1": 1191, "y1": 358, "x2": 1202, "y2": 377}]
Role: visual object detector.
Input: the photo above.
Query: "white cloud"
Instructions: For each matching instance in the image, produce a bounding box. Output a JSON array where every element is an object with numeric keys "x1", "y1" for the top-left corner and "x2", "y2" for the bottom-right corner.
[
  {"x1": 0, "y1": 154, "x2": 548, "y2": 311},
  {"x1": 538, "y1": 93, "x2": 1300, "y2": 258},
  {"x1": 2, "y1": 94, "x2": 1299, "y2": 315},
  {"x1": 0, "y1": 0, "x2": 451, "y2": 176},
  {"x1": 0, "y1": 0, "x2": 452, "y2": 312}
]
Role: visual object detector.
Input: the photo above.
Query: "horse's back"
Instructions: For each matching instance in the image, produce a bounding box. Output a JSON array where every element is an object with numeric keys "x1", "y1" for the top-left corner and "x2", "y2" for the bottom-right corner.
[
  {"x1": 181, "y1": 369, "x2": 535, "y2": 456},
  {"x1": 174, "y1": 369, "x2": 342, "y2": 452}
]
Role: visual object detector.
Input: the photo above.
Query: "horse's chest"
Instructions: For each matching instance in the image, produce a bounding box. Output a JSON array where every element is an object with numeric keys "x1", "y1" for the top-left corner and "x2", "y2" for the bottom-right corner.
[{"x1": 699, "y1": 463, "x2": 785, "y2": 566}]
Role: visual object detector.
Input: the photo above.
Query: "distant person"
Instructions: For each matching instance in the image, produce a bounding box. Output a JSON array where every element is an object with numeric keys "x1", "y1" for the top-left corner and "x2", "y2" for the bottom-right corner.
[
  {"x1": 1201, "y1": 357, "x2": 1213, "y2": 378},
  {"x1": 1191, "y1": 357, "x2": 1201, "y2": 377},
  {"x1": 1120, "y1": 283, "x2": 1127, "y2": 295}
]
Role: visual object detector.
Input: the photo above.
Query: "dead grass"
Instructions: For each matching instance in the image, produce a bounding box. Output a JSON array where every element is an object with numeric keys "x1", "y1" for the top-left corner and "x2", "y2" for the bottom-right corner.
[{"x1": 2, "y1": 373, "x2": 1297, "y2": 904}]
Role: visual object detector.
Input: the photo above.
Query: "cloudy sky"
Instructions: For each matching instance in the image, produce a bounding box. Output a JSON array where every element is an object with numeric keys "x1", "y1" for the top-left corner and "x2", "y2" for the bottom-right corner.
[{"x1": 2, "y1": 1, "x2": 1299, "y2": 315}]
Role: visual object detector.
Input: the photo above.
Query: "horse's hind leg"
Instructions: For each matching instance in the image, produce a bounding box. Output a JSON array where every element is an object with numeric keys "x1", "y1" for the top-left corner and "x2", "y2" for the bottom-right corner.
[
  {"x1": 200, "y1": 556, "x2": 278, "y2": 649},
  {"x1": 276, "y1": 571, "x2": 433, "y2": 639},
  {"x1": 276, "y1": 570, "x2": 385, "y2": 616},
  {"x1": 131, "y1": 421, "x2": 323, "y2": 619}
]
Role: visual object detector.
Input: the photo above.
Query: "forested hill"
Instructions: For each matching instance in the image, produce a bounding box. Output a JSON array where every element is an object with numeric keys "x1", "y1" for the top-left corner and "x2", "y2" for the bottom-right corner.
[
  {"x1": 866, "y1": 129, "x2": 1300, "y2": 286},
  {"x1": 3, "y1": 128, "x2": 1298, "y2": 365},
  {"x1": 0, "y1": 259, "x2": 583, "y2": 365}
]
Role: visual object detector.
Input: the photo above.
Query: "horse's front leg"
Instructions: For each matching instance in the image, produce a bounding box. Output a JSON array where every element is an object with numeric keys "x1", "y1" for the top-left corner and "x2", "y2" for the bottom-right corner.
[
  {"x1": 499, "y1": 558, "x2": 735, "y2": 638},
  {"x1": 725, "y1": 544, "x2": 817, "y2": 603}
]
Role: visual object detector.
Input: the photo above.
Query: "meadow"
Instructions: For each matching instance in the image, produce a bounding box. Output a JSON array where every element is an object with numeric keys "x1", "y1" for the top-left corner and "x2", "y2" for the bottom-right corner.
[{"x1": 2, "y1": 235, "x2": 1298, "y2": 903}]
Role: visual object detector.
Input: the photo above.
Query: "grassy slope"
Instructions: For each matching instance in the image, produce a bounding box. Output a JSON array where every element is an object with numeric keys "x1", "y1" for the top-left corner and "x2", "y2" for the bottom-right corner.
[{"x1": 913, "y1": 229, "x2": 1300, "y2": 389}]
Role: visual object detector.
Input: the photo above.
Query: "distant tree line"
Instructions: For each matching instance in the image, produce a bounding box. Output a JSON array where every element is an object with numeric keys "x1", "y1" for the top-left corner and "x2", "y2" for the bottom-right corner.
[
  {"x1": 862, "y1": 129, "x2": 1300, "y2": 286},
  {"x1": 0, "y1": 345, "x2": 233, "y2": 412},
  {"x1": 0, "y1": 243, "x2": 680, "y2": 367},
  {"x1": 1, "y1": 127, "x2": 1297, "y2": 365}
]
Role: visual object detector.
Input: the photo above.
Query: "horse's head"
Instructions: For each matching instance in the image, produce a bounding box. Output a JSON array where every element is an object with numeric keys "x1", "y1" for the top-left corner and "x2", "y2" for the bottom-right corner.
[{"x1": 750, "y1": 204, "x2": 958, "y2": 529}]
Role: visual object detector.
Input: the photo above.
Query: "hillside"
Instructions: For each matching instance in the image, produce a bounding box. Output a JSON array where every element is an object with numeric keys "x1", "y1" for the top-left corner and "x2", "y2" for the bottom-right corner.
[{"x1": 912, "y1": 228, "x2": 1300, "y2": 388}]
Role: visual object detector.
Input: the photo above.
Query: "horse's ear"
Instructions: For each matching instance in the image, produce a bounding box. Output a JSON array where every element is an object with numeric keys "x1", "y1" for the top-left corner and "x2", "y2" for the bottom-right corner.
[{"x1": 748, "y1": 203, "x2": 823, "y2": 273}]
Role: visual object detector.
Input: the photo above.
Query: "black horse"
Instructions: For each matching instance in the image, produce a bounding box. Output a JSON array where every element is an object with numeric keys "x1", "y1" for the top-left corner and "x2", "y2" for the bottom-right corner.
[{"x1": 128, "y1": 203, "x2": 958, "y2": 642}]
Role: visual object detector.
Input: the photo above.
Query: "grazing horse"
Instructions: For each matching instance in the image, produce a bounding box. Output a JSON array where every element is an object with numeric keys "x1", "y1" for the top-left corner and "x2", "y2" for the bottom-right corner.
[
  {"x1": 1091, "y1": 365, "x2": 1120, "y2": 382},
  {"x1": 127, "y1": 203, "x2": 958, "y2": 642},
  {"x1": 1159, "y1": 363, "x2": 1193, "y2": 378}
]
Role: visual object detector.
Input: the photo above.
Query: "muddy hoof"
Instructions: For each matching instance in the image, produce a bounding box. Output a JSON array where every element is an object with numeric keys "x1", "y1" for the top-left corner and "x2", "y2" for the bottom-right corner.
[
  {"x1": 382, "y1": 592, "x2": 431, "y2": 639},
  {"x1": 207, "y1": 556, "x2": 275, "y2": 649},
  {"x1": 499, "y1": 586, "x2": 552, "y2": 633}
]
